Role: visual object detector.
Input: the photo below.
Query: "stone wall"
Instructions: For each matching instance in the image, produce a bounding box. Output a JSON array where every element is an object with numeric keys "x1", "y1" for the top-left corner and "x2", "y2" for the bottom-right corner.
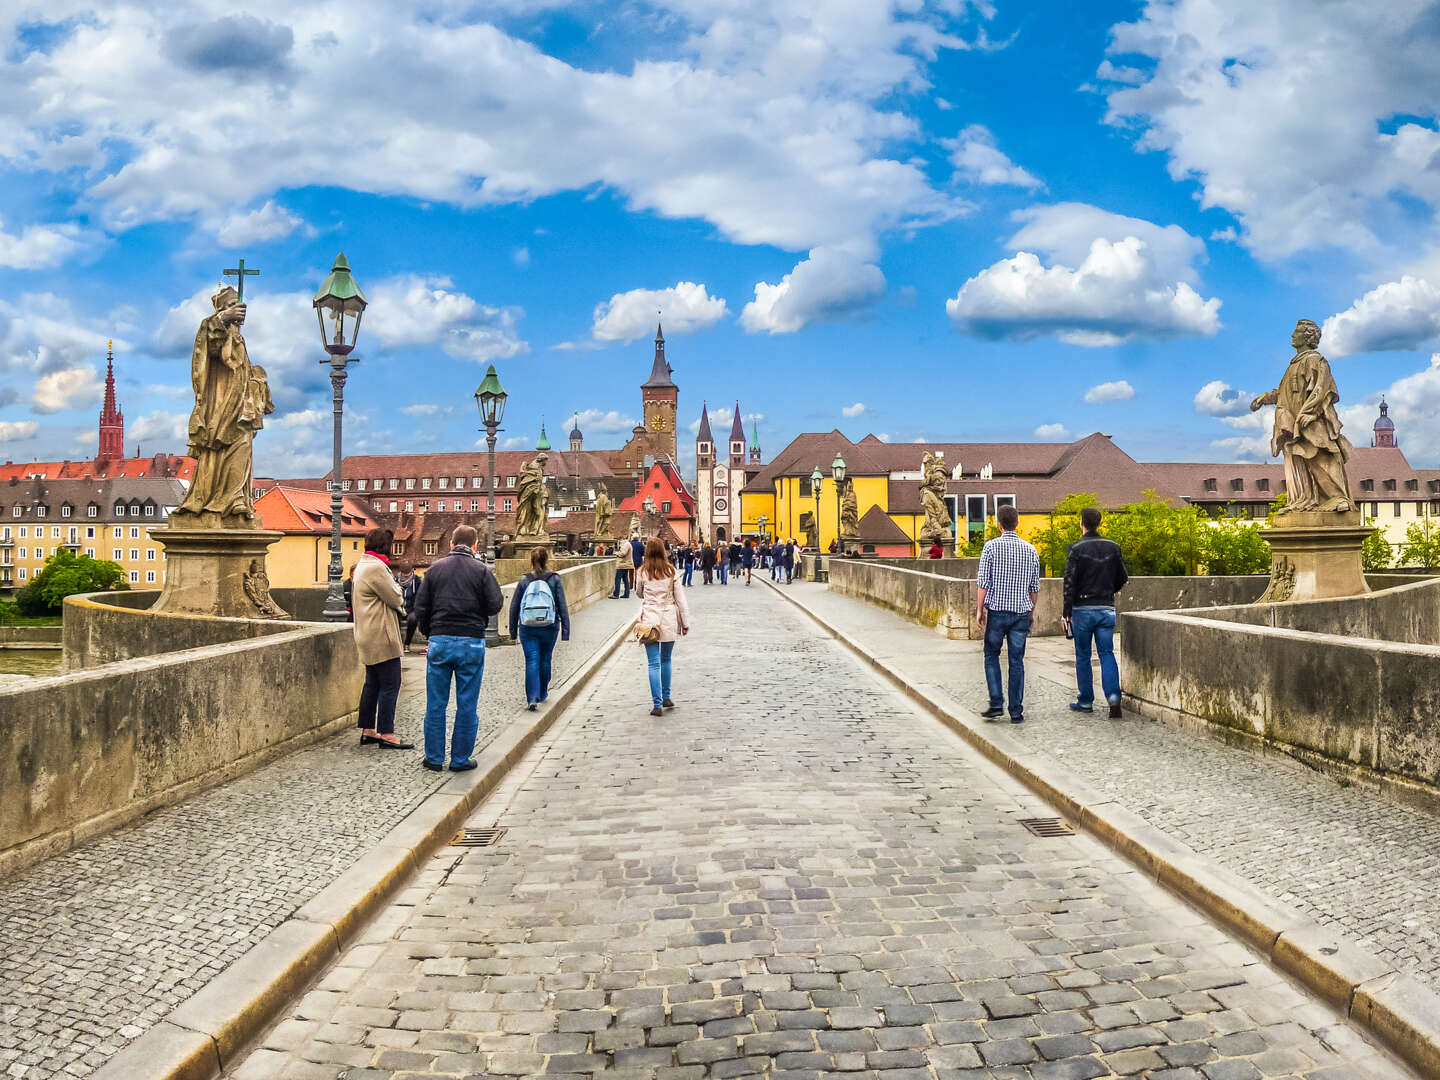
[
  {"x1": 0, "y1": 626, "x2": 62, "y2": 646},
  {"x1": 826, "y1": 559, "x2": 1273, "y2": 639},
  {"x1": 1, "y1": 620, "x2": 361, "y2": 879},
  {"x1": 64, "y1": 589, "x2": 299, "y2": 668}
]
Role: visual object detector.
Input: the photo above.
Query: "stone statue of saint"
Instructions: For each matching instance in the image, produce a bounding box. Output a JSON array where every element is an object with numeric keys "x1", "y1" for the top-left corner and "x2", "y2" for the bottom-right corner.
[
  {"x1": 920, "y1": 452, "x2": 953, "y2": 543},
  {"x1": 174, "y1": 284, "x2": 273, "y2": 527},
  {"x1": 841, "y1": 479, "x2": 860, "y2": 538},
  {"x1": 593, "y1": 483, "x2": 614, "y2": 539},
  {"x1": 800, "y1": 510, "x2": 818, "y2": 551},
  {"x1": 515, "y1": 451, "x2": 550, "y2": 538},
  {"x1": 1250, "y1": 319, "x2": 1354, "y2": 513}
]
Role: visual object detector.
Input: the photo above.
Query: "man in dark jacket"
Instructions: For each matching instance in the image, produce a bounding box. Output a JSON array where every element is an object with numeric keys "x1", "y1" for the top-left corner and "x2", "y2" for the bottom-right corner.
[
  {"x1": 413, "y1": 525, "x2": 504, "y2": 771},
  {"x1": 700, "y1": 542, "x2": 717, "y2": 584},
  {"x1": 1062, "y1": 506, "x2": 1129, "y2": 718}
]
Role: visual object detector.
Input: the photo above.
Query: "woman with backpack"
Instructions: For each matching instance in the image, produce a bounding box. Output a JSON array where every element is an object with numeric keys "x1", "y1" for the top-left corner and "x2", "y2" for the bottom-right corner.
[
  {"x1": 509, "y1": 547, "x2": 571, "y2": 711},
  {"x1": 635, "y1": 537, "x2": 690, "y2": 717}
]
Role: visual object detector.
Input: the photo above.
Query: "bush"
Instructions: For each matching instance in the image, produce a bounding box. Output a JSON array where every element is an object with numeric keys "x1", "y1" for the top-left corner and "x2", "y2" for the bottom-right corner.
[
  {"x1": 1398, "y1": 520, "x2": 1440, "y2": 569},
  {"x1": 960, "y1": 516, "x2": 1001, "y2": 557},
  {"x1": 14, "y1": 582, "x2": 52, "y2": 616},
  {"x1": 1201, "y1": 515, "x2": 1271, "y2": 576},
  {"x1": 21, "y1": 549, "x2": 129, "y2": 614},
  {"x1": 1362, "y1": 521, "x2": 1392, "y2": 571}
]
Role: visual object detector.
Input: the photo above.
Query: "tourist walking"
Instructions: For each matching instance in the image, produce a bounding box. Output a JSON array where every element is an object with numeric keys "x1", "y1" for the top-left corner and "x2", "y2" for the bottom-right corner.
[
  {"x1": 741, "y1": 539, "x2": 755, "y2": 585},
  {"x1": 635, "y1": 537, "x2": 690, "y2": 716},
  {"x1": 681, "y1": 543, "x2": 696, "y2": 586},
  {"x1": 1062, "y1": 506, "x2": 1130, "y2": 718},
  {"x1": 781, "y1": 539, "x2": 795, "y2": 583},
  {"x1": 353, "y1": 528, "x2": 414, "y2": 750},
  {"x1": 610, "y1": 538, "x2": 632, "y2": 598},
  {"x1": 395, "y1": 563, "x2": 420, "y2": 652},
  {"x1": 413, "y1": 525, "x2": 504, "y2": 771},
  {"x1": 509, "y1": 547, "x2": 571, "y2": 711},
  {"x1": 729, "y1": 541, "x2": 742, "y2": 579},
  {"x1": 716, "y1": 541, "x2": 729, "y2": 585},
  {"x1": 975, "y1": 505, "x2": 1040, "y2": 724},
  {"x1": 700, "y1": 542, "x2": 716, "y2": 584}
]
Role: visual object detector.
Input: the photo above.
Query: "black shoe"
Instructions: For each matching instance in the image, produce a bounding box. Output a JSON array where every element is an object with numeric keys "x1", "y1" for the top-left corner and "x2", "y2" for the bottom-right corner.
[
  {"x1": 360, "y1": 734, "x2": 382, "y2": 745},
  {"x1": 1011, "y1": 715, "x2": 1025, "y2": 724},
  {"x1": 1109, "y1": 700, "x2": 1123, "y2": 719},
  {"x1": 662, "y1": 699, "x2": 675, "y2": 710},
  {"x1": 527, "y1": 702, "x2": 538, "y2": 711},
  {"x1": 377, "y1": 739, "x2": 413, "y2": 750},
  {"x1": 650, "y1": 707, "x2": 664, "y2": 717},
  {"x1": 422, "y1": 760, "x2": 443, "y2": 772},
  {"x1": 449, "y1": 761, "x2": 478, "y2": 772},
  {"x1": 981, "y1": 707, "x2": 1004, "y2": 720},
  {"x1": 1068, "y1": 702, "x2": 1093, "y2": 713}
]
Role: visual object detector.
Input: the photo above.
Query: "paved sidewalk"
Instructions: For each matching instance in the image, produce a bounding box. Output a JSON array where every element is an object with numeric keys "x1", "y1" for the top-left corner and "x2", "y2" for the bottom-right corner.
[
  {"x1": 778, "y1": 581, "x2": 1440, "y2": 994},
  {"x1": 0, "y1": 597, "x2": 634, "y2": 1080},
  {"x1": 237, "y1": 583, "x2": 1409, "y2": 1078}
]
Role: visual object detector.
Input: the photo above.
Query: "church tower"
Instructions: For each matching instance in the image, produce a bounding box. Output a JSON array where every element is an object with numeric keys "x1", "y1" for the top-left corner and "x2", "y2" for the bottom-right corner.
[
  {"x1": 641, "y1": 322, "x2": 678, "y2": 462},
  {"x1": 1372, "y1": 397, "x2": 1396, "y2": 448},
  {"x1": 97, "y1": 341, "x2": 124, "y2": 461},
  {"x1": 569, "y1": 414, "x2": 583, "y2": 453},
  {"x1": 728, "y1": 402, "x2": 745, "y2": 467},
  {"x1": 696, "y1": 402, "x2": 714, "y2": 471},
  {"x1": 749, "y1": 419, "x2": 762, "y2": 465}
]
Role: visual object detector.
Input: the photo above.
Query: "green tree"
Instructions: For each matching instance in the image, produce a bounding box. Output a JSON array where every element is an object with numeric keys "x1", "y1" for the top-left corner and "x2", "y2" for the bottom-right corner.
[
  {"x1": 1201, "y1": 515, "x2": 1271, "y2": 575},
  {"x1": 1030, "y1": 493, "x2": 1098, "y2": 575},
  {"x1": 1361, "y1": 520, "x2": 1392, "y2": 571},
  {"x1": 1104, "y1": 491, "x2": 1202, "y2": 576},
  {"x1": 1397, "y1": 519, "x2": 1440, "y2": 569},
  {"x1": 960, "y1": 516, "x2": 1001, "y2": 557},
  {"x1": 25, "y1": 548, "x2": 128, "y2": 614}
]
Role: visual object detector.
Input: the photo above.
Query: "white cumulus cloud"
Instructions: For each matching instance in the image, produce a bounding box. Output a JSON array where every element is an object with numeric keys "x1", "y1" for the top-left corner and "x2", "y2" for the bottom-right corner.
[
  {"x1": 1194, "y1": 380, "x2": 1254, "y2": 417},
  {"x1": 0, "y1": 219, "x2": 89, "y2": 269},
  {"x1": 591, "y1": 282, "x2": 727, "y2": 344},
  {"x1": 32, "y1": 366, "x2": 104, "y2": 414},
  {"x1": 946, "y1": 236, "x2": 1221, "y2": 346},
  {"x1": 1322, "y1": 277, "x2": 1440, "y2": 357},
  {"x1": 127, "y1": 410, "x2": 189, "y2": 446},
  {"x1": 1034, "y1": 423, "x2": 1071, "y2": 441},
  {"x1": 842, "y1": 402, "x2": 866, "y2": 417},
  {"x1": 1084, "y1": 380, "x2": 1134, "y2": 403},
  {"x1": 571, "y1": 408, "x2": 638, "y2": 434},
  {"x1": 212, "y1": 201, "x2": 308, "y2": 247},
  {"x1": 0, "y1": 420, "x2": 38, "y2": 442},
  {"x1": 742, "y1": 248, "x2": 886, "y2": 335},
  {"x1": 944, "y1": 125, "x2": 1041, "y2": 188}
]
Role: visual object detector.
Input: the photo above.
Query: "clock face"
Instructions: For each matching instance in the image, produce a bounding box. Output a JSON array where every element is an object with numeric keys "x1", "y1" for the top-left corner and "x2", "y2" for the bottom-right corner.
[{"x1": 714, "y1": 498, "x2": 728, "y2": 513}]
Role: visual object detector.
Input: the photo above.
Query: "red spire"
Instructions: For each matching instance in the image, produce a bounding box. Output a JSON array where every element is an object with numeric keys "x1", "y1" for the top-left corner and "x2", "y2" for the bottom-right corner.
[{"x1": 98, "y1": 340, "x2": 124, "y2": 461}]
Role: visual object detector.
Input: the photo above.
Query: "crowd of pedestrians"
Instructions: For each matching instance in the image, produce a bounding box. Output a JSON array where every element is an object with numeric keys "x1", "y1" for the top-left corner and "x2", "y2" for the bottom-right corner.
[{"x1": 654, "y1": 537, "x2": 804, "y2": 588}]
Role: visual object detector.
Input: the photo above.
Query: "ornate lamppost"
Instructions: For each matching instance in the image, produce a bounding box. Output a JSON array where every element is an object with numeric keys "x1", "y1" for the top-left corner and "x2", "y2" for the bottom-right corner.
[
  {"x1": 810, "y1": 465, "x2": 823, "y2": 553},
  {"x1": 474, "y1": 365, "x2": 508, "y2": 565},
  {"x1": 314, "y1": 253, "x2": 368, "y2": 623},
  {"x1": 832, "y1": 451, "x2": 847, "y2": 557}
]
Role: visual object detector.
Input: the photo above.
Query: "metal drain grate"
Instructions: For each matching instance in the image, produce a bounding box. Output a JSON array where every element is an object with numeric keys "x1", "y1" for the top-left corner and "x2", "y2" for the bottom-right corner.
[
  {"x1": 1018, "y1": 817, "x2": 1075, "y2": 837},
  {"x1": 451, "y1": 827, "x2": 506, "y2": 847}
]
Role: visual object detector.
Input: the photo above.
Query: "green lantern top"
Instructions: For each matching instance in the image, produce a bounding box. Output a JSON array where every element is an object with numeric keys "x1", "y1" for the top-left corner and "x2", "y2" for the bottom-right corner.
[{"x1": 313, "y1": 252, "x2": 368, "y2": 312}]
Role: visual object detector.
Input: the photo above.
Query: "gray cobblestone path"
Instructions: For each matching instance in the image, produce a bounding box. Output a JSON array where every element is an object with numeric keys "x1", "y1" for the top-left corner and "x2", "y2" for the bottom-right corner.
[
  {"x1": 0, "y1": 599, "x2": 634, "y2": 1080},
  {"x1": 237, "y1": 582, "x2": 1409, "y2": 1079},
  {"x1": 780, "y1": 581, "x2": 1440, "y2": 995}
]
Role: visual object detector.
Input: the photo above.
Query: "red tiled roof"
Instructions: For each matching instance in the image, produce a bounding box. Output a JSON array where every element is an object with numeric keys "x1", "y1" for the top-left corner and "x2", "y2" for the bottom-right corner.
[
  {"x1": 856, "y1": 504, "x2": 911, "y2": 544},
  {"x1": 0, "y1": 453, "x2": 195, "y2": 482},
  {"x1": 255, "y1": 486, "x2": 378, "y2": 535}
]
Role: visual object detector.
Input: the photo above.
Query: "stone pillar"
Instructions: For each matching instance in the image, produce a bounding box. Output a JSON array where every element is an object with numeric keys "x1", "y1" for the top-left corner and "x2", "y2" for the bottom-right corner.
[
  {"x1": 150, "y1": 527, "x2": 289, "y2": 619},
  {"x1": 1257, "y1": 510, "x2": 1371, "y2": 604}
]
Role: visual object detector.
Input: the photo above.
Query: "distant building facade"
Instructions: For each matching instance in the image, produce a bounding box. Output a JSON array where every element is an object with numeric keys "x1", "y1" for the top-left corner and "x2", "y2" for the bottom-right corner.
[
  {"x1": 695, "y1": 402, "x2": 762, "y2": 543},
  {"x1": 252, "y1": 485, "x2": 378, "y2": 587}
]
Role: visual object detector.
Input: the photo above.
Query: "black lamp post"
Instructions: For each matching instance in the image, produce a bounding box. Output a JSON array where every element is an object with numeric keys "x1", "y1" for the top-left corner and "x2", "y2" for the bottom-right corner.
[
  {"x1": 313, "y1": 253, "x2": 367, "y2": 623},
  {"x1": 832, "y1": 451, "x2": 847, "y2": 556},
  {"x1": 474, "y1": 365, "x2": 508, "y2": 565},
  {"x1": 810, "y1": 465, "x2": 823, "y2": 555}
]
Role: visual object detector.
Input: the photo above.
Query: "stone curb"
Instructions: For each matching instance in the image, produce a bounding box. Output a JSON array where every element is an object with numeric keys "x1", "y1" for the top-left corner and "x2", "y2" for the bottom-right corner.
[
  {"x1": 92, "y1": 614, "x2": 637, "y2": 1080},
  {"x1": 763, "y1": 578, "x2": 1440, "y2": 1077}
]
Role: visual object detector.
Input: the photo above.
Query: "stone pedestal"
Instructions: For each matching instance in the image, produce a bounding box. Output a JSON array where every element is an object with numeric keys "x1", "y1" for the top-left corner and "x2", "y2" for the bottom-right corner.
[
  {"x1": 510, "y1": 536, "x2": 555, "y2": 563},
  {"x1": 1257, "y1": 510, "x2": 1371, "y2": 604},
  {"x1": 150, "y1": 527, "x2": 288, "y2": 619}
]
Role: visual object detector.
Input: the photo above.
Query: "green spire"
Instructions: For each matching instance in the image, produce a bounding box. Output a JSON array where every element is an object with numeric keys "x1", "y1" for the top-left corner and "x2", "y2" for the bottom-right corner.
[
  {"x1": 749, "y1": 419, "x2": 760, "y2": 451},
  {"x1": 536, "y1": 415, "x2": 551, "y2": 451}
]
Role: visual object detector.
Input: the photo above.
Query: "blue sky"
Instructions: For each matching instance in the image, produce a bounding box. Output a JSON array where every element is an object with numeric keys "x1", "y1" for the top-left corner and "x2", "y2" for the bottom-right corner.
[{"x1": 2, "y1": 0, "x2": 1440, "y2": 479}]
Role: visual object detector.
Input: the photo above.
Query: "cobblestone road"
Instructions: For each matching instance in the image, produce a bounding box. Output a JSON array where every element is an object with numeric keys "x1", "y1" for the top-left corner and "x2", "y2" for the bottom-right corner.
[
  {"x1": 0, "y1": 598, "x2": 633, "y2": 1080},
  {"x1": 238, "y1": 582, "x2": 1409, "y2": 1079},
  {"x1": 781, "y1": 581, "x2": 1440, "y2": 994}
]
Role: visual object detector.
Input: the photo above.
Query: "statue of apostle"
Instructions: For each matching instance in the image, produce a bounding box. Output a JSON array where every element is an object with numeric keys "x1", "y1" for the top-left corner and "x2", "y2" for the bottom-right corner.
[
  {"x1": 593, "y1": 482, "x2": 615, "y2": 539},
  {"x1": 515, "y1": 451, "x2": 551, "y2": 538},
  {"x1": 920, "y1": 452, "x2": 953, "y2": 544},
  {"x1": 175, "y1": 284, "x2": 273, "y2": 526},
  {"x1": 1250, "y1": 319, "x2": 1354, "y2": 514}
]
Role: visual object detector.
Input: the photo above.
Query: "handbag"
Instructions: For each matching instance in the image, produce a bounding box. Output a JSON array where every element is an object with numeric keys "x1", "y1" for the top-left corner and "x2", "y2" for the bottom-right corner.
[{"x1": 635, "y1": 623, "x2": 662, "y2": 645}]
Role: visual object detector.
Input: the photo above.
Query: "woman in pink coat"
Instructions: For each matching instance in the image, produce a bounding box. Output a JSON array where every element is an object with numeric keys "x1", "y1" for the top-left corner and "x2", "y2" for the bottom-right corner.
[{"x1": 635, "y1": 537, "x2": 691, "y2": 717}]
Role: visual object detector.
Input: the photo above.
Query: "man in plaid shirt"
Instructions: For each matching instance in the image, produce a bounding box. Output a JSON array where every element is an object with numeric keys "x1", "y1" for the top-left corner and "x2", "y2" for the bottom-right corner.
[{"x1": 975, "y1": 504, "x2": 1040, "y2": 723}]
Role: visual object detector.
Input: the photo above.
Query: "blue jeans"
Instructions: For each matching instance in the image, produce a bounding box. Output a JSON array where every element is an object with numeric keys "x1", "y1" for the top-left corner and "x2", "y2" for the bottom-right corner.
[
  {"x1": 718, "y1": 562, "x2": 728, "y2": 584},
  {"x1": 611, "y1": 569, "x2": 630, "y2": 597},
  {"x1": 423, "y1": 635, "x2": 485, "y2": 768},
  {"x1": 644, "y1": 641, "x2": 675, "y2": 707},
  {"x1": 983, "y1": 609, "x2": 1030, "y2": 718},
  {"x1": 1071, "y1": 606, "x2": 1119, "y2": 707},
  {"x1": 519, "y1": 623, "x2": 559, "y2": 705},
  {"x1": 682, "y1": 564, "x2": 694, "y2": 586}
]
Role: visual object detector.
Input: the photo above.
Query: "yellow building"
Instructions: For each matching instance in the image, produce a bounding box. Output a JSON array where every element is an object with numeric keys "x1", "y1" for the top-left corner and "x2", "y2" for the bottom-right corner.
[
  {"x1": 254, "y1": 485, "x2": 375, "y2": 587},
  {"x1": 0, "y1": 477, "x2": 187, "y2": 591}
]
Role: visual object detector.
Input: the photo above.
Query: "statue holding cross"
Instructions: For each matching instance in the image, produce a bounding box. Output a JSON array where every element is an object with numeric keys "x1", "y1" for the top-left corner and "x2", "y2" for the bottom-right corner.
[{"x1": 223, "y1": 257, "x2": 260, "y2": 302}]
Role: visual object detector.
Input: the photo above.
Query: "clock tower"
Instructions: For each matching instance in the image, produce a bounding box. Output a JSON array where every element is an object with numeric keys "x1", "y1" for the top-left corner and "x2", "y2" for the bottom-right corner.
[{"x1": 641, "y1": 322, "x2": 678, "y2": 463}]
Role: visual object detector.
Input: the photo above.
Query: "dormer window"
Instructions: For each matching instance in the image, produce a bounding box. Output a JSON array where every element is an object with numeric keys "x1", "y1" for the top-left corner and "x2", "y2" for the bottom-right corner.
[
  {"x1": 1203, "y1": 478, "x2": 1217, "y2": 492},
  {"x1": 1230, "y1": 478, "x2": 1244, "y2": 492},
  {"x1": 61, "y1": 504, "x2": 72, "y2": 517},
  {"x1": 1257, "y1": 479, "x2": 1270, "y2": 492},
  {"x1": 1406, "y1": 479, "x2": 1418, "y2": 492},
  {"x1": 1361, "y1": 479, "x2": 1374, "y2": 492},
  {"x1": 1383, "y1": 478, "x2": 1397, "y2": 492},
  {"x1": 87, "y1": 504, "x2": 97, "y2": 517}
]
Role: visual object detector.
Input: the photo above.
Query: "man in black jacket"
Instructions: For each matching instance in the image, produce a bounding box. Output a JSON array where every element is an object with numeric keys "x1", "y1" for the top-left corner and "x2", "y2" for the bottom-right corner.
[
  {"x1": 413, "y1": 525, "x2": 504, "y2": 771},
  {"x1": 1063, "y1": 507, "x2": 1129, "y2": 717}
]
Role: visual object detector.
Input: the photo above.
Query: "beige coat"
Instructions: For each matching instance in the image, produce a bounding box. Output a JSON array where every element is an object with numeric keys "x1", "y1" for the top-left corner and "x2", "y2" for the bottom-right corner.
[
  {"x1": 353, "y1": 554, "x2": 405, "y2": 665},
  {"x1": 635, "y1": 567, "x2": 691, "y2": 643}
]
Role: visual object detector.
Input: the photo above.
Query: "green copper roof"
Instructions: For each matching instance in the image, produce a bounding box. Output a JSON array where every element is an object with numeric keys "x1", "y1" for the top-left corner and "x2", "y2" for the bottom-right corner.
[
  {"x1": 536, "y1": 418, "x2": 551, "y2": 451},
  {"x1": 313, "y1": 252, "x2": 367, "y2": 312},
  {"x1": 475, "y1": 364, "x2": 505, "y2": 399},
  {"x1": 749, "y1": 419, "x2": 760, "y2": 451}
]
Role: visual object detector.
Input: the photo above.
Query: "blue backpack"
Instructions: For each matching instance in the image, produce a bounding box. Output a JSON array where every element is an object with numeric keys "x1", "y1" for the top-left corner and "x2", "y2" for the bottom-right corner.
[{"x1": 519, "y1": 575, "x2": 557, "y2": 627}]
